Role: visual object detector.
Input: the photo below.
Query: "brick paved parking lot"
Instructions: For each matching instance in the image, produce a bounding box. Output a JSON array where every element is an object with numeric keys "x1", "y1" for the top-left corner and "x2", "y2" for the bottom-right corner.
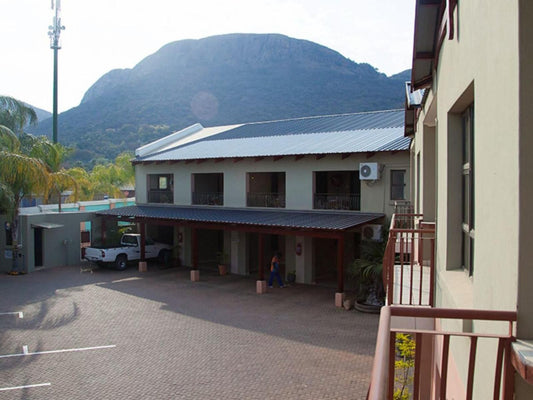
[{"x1": 0, "y1": 264, "x2": 378, "y2": 399}]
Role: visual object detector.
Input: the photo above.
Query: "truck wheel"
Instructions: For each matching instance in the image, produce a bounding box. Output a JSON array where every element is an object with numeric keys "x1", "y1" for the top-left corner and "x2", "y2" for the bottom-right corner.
[
  {"x1": 158, "y1": 249, "x2": 171, "y2": 266},
  {"x1": 115, "y1": 255, "x2": 128, "y2": 271}
]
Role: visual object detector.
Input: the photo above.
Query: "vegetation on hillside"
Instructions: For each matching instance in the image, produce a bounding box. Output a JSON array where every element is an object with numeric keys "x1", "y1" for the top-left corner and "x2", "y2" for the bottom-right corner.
[{"x1": 32, "y1": 34, "x2": 407, "y2": 167}]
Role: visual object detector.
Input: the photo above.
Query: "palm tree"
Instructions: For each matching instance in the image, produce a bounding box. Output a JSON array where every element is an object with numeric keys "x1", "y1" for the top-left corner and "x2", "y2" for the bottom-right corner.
[
  {"x1": 28, "y1": 136, "x2": 78, "y2": 211},
  {"x1": 0, "y1": 96, "x2": 48, "y2": 272}
]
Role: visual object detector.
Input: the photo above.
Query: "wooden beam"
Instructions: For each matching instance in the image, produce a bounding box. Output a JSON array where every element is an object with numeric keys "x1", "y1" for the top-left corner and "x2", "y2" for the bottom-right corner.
[
  {"x1": 140, "y1": 222, "x2": 146, "y2": 261},
  {"x1": 273, "y1": 156, "x2": 284, "y2": 162},
  {"x1": 294, "y1": 155, "x2": 305, "y2": 161},
  {"x1": 185, "y1": 159, "x2": 195, "y2": 164},
  {"x1": 196, "y1": 159, "x2": 206, "y2": 164},
  {"x1": 233, "y1": 157, "x2": 244, "y2": 163},
  {"x1": 337, "y1": 235, "x2": 344, "y2": 293},
  {"x1": 214, "y1": 158, "x2": 225, "y2": 163},
  {"x1": 315, "y1": 154, "x2": 326, "y2": 160},
  {"x1": 258, "y1": 233, "x2": 264, "y2": 281},
  {"x1": 366, "y1": 152, "x2": 376, "y2": 159},
  {"x1": 341, "y1": 153, "x2": 351, "y2": 160},
  {"x1": 415, "y1": 51, "x2": 434, "y2": 60},
  {"x1": 254, "y1": 156, "x2": 265, "y2": 162}
]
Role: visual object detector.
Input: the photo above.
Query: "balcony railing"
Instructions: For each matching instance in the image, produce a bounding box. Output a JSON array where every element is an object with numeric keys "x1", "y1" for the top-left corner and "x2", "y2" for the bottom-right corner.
[
  {"x1": 383, "y1": 213, "x2": 436, "y2": 307},
  {"x1": 192, "y1": 192, "x2": 223, "y2": 206},
  {"x1": 147, "y1": 190, "x2": 173, "y2": 204},
  {"x1": 313, "y1": 193, "x2": 360, "y2": 211},
  {"x1": 246, "y1": 192, "x2": 285, "y2": 208},
  {"x1": 368, "y1": 306, "x2": 517, "y2": 400}
]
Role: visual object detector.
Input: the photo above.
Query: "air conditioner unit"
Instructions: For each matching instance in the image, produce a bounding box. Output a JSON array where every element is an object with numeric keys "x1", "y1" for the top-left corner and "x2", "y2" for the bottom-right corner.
[
  {"x1": 359, "y1": 162, "x2": 380, "y2": 180},
  {"x1": 362, "y1": 224, "x2": 382, "y2": 241}
]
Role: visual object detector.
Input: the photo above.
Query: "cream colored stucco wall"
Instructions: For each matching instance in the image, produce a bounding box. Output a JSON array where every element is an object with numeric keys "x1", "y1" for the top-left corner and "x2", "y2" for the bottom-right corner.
[
  {"x1": 412, "y1": 1, "x2": 533, "y2": 398},
  {"x1": 135, "y1": 152, "x2": 410, "y2": 219}
]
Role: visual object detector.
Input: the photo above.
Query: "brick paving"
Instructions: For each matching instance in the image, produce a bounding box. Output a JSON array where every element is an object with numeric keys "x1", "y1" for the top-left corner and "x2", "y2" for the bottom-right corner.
[{"x1": 0, "y1": 264, "x2": 379, "y2": 399}]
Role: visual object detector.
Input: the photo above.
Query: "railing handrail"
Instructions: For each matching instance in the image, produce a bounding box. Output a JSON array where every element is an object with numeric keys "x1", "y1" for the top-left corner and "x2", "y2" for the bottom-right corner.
[
  {"x1": 367, "y1": 306, "x2": 517, "y2": 400},
  {"x1": 383, "y1": 212, "x2": 436, "y2": 307},
  {"x1": 390, "y1": 306, "x2": 517, "y2": 323}
]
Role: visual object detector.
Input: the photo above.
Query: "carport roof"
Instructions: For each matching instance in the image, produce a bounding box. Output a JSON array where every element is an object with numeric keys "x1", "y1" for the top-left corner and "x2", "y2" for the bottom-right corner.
[{"x1": 96, "y1": 205, "x2": 384, "y2": 232}]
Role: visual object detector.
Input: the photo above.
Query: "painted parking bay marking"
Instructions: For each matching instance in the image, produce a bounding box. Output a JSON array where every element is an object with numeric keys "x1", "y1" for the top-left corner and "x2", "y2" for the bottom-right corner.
[
  {"x1": 0, "y1": 383, "x2": 51, "y2": 392},
  {"x1": 0, "y1": 311, "x2": 23, "y2": 318},
  {"x1": 0, "y1": 344, "x2": 116, "y2": 359}
]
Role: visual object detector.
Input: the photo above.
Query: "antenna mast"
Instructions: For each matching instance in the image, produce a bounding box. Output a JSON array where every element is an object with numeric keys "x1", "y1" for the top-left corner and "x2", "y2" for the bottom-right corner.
[{"x1": 48, "y1": 0, "x2": 65, "y2": 143}]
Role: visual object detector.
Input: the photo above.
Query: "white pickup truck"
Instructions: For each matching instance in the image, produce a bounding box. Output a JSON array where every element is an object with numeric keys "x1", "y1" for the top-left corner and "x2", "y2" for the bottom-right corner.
[{"x1": 84, "y1": 233, "x2": 172, "y2": 270}]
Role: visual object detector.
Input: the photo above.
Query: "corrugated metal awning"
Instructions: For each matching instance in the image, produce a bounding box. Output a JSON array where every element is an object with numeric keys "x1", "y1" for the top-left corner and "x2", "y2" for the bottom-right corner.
[
  {"x1": 96, "y1": 205, "x2": 384, "y2": 232},
  {"x1": 31, "y1": 222, "x2": 64, "y2": 229}
]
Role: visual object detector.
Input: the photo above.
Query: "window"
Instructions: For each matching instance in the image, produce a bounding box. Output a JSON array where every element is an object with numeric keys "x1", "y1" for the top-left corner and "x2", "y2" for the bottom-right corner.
[
  {"x1": 390, "y1": 170, "x2": 406, "y2": 200},
  {"x1": 462, "y1": 104, "x2": 474, "y2": 275},
  {"x1": 147, "y1": 174, "x2": 173, "y2": 203}
]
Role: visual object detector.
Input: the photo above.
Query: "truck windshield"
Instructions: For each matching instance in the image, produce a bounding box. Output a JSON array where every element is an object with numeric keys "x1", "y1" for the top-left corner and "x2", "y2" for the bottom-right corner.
[{"x1": 122, "y1": 236, "x2": 138, "y2": 246}]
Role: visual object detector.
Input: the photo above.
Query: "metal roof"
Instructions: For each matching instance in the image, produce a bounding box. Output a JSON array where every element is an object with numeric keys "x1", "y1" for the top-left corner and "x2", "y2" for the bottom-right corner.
[
  {"x1": 96, "y1": 205, "x2": 384, "y2": 232},
  {"x1": 135, "y1": 109, "x2": 409, "y2": 162}
]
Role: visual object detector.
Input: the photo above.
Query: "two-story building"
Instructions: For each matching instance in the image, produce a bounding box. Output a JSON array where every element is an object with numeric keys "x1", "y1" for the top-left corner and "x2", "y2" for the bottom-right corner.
[{"x1": 97, "y1": 109, "x2": 410, "y2": 304}]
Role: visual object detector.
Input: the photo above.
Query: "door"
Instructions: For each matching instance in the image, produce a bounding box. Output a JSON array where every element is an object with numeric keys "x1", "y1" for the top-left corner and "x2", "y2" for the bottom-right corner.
[{"x1": 34, "y1": 228, "x2": 43, "y2": 267}]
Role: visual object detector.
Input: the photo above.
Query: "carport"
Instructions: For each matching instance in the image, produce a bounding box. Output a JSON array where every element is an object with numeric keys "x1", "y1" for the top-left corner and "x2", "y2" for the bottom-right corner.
[{"x1": 95, "y1": 204, "x2": 384, "y2": 305}]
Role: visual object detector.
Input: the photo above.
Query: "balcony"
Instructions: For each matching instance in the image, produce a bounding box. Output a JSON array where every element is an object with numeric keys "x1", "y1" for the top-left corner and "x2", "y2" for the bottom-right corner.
[
  {"x1": 147, "y1": 190, "x2": 173, "y2": 204},
  {"x1": 368, "y1": 306, "x2": 517, "y2": 400},
  {"x1": 369, "y1": 212, "x2": 529, "y2": 399},
  {"x1": 192, "y1": 191, "x2": 223, "y2": 206},
  {"x1": 313, "y1": 193, "x2": 360, "y2": 211},
  {"x1": 246, "y1": 192, "x2": 285, "y2": 208},
  {"x1": 383, "y1": 213, "x2": 435, "y2": 307}
]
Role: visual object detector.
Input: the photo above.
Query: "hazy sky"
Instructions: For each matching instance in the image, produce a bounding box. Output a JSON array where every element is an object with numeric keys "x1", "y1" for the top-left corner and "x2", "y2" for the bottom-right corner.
[{"x1": 1, "y1": 0, "x2": 415, "y2": 113}]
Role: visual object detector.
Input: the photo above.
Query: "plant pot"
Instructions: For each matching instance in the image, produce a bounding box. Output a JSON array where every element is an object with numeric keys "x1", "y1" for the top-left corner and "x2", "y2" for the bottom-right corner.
[
  {"x1": 218, "y1": 264, "x2": 228, "y2": 276},
  {"x1": 353, "y1": 300, "x2": 382, "y2": 314},
  {"x1": 343, "y1": 298, "x2": 353, "y2": 311}
]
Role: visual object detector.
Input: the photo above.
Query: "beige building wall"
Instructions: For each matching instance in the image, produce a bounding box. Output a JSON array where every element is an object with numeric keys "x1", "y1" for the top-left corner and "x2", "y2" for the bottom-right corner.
[
  {"x1": 412, "y1": 1, "x2": 533, "y2": 398},
  {"x1": 135, "y1": 152, "x2": 410, "y2": 218}
]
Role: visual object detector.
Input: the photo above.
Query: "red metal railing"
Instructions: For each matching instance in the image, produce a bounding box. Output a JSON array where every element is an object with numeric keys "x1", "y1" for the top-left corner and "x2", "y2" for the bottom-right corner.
[
  {"x1": 383, "y1": 214, "x2": 436, "y2": 307},
  {"x1": 368, "y1": 306, "x2": 517, "y2": 400}
]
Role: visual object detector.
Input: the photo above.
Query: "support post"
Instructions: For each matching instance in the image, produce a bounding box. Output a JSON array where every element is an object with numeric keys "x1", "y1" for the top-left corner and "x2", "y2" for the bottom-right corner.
[
  {"x1": 191, "y1": 228, "x2": 199, "y2": 281},
  {"x1": 257, "y1": 233, "x2": 267, "y2": 294},
  {"x1": 139, "y1": 223, "x2": 147, "y2": 272},
  {"x1": 335, "y1": 235, "x2": 345, "y2": 307}
]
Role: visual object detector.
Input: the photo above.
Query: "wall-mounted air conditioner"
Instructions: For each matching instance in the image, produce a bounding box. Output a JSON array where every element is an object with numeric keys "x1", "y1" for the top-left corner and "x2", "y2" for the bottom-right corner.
[
  {"x1": 359, "y1": 162, "x2": 380, "y2": 180},
  {"x1": 362, "y1": 224, "x2": 382, "y2": 241}
]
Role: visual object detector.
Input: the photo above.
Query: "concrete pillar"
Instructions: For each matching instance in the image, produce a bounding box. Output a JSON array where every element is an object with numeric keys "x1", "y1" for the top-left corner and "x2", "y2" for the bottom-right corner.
[
  {"x1": 230, "y1": 231, "x2": 247, "y2": 275},
  {"x1": 256, "y1": 280, "x2": 267, "y2": 294},
  {"x1": 335, "y1": 292, "x2": 345, "y2": 308},
  {"x1": 190, "y1": 269, "x2": 200, "y2": 281},
  {"x1": 138, "y1": 261, "x2": 147, "y2": 272}
]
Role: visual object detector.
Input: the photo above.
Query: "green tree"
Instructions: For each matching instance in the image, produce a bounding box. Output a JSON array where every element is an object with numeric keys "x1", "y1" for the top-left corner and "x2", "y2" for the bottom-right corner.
[
  {"x1": 0, "y1": 97, "x2": 53, "y2": 271},
  {"x1": 89, "y1": 152, "x2": 134, "y2": 199}
]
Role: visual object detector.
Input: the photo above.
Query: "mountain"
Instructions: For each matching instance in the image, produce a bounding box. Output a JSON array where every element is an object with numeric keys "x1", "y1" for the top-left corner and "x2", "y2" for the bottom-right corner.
[
  {"x1": 22, "y1": 103, "x2": 51, "y2": 126},
  {"x1": 32, "y1": 33, "x2": 408, "y2": 166}
]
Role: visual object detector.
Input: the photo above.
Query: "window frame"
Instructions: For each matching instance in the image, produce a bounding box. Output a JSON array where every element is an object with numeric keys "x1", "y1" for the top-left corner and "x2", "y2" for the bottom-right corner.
[
  {"x1": 390, "y1": 169, "x2": 407, "y2": 201},
  {"x1": 461, "y1": 104, "x2": 475, "y2": 276}
]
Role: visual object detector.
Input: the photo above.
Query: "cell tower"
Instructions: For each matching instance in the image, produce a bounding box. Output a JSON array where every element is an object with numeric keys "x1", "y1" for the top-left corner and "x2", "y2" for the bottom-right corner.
[{"x1": 48, "y1": 0, "x2": 65, "y2": 144}]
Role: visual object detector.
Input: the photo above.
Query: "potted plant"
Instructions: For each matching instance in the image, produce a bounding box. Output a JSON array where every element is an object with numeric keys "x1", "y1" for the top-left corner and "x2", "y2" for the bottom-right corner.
[
  {"x1": 347, "y1": 226, "x2": 387, "y2": 313},
  {"x1": 286, "y1": 270, "x2": 296, "y2": 284},
  {"x1": 216, "y1": 251, "x2": 229, "y2": 275}
]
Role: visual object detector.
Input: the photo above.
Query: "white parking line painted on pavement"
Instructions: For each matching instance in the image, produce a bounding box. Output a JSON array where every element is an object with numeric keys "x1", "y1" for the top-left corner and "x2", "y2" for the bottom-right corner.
[
  {"x1": 0, "y1": 312, "x2": 23, "y2": 318},
  {"x1": 0, "y1": 344, "x2": 116, "y2": 359},
  {"x1": 0, "y1": 383, "x2": 51, "y2": 391}
]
